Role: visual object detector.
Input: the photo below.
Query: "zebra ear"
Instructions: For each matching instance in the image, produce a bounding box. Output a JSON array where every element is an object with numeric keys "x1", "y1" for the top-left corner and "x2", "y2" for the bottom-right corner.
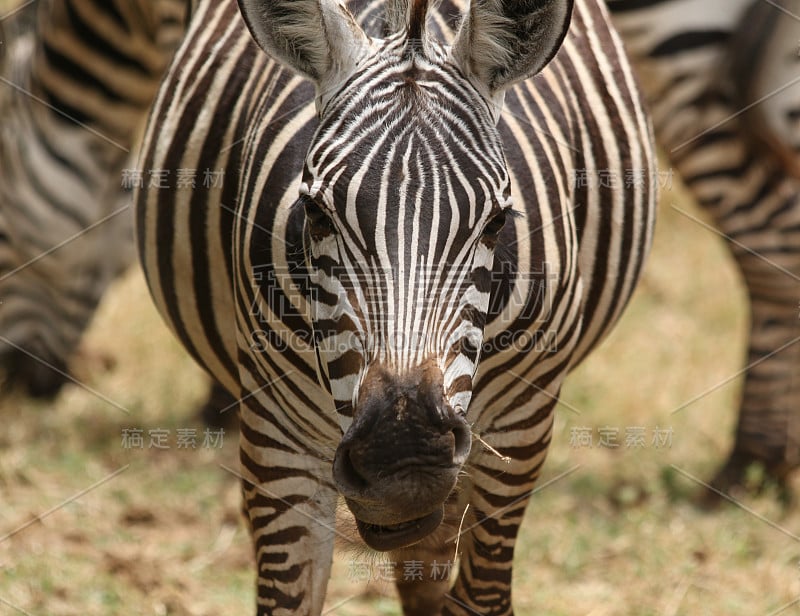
[
  {"x1": 237, "y1": 0, "x2": 371, "y2": 107},
  {"x1": 451, "y1": 0, "x2": 574, "y2": 115}
]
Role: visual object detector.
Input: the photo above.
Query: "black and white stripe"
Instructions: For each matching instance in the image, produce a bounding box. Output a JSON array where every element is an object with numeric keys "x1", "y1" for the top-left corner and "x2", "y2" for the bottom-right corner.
[
  {"x1": 609, "y1": 0, "x2": 800, "y2": 494},
  {"x1": 136, "y1": 0, "x2": 656, "y2": 613},
  {"x1": 0, "y1": 0, "x2": 187, "y2": 395}
]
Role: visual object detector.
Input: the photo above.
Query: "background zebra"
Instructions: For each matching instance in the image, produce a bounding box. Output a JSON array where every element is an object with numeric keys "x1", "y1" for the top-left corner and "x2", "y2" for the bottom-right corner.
[
  {"x1": 608, "y1": 0, "x2": 800, "y2": 498},
  {"x1": 0, "y1": 0, "x2": 187, "y2": 396},
  {"x1": 136, "y1": 0, "x2": 655, "y2": 613}
]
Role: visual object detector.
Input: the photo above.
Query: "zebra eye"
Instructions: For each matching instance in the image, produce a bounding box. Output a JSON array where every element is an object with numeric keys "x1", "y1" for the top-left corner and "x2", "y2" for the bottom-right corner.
[
  {"x1": 304, "y1": 199, "x2": 335, "y2": 238},
  {"x1": 483, "y1": 210, "x2": 507, "y2": 238}
]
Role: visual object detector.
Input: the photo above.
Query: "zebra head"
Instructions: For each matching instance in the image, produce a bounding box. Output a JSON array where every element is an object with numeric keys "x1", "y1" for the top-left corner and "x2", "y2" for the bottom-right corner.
[{"x1": 238, "y1": 0, "x2": 572, "y2": 551}]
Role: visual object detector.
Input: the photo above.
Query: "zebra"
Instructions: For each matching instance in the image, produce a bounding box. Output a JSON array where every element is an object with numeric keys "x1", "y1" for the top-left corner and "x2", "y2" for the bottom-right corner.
[
  {"x1": 136, "y1": 0, "x2": 655, "y2": 612},
  {"x1": 608, "y1": 0, "x2": 800, "y2": 499},
  {"x1": 0, "y1": 0, "x2": 188, "y2": 396}
]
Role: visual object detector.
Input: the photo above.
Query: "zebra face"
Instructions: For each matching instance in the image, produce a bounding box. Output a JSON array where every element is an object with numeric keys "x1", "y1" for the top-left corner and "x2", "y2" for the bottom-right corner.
[
  {"x1": 296, "y1": 58, "x2": 511, "y2": 549},
  {"x1": 300, "y1": 52, "x2": 511, "y2": 410},
  {"x1": 239, "y1": 0, "x2": 573, "y2": 550}
]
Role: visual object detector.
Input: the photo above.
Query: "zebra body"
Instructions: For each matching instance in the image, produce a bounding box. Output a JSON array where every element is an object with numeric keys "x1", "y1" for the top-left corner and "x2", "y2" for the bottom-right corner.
[
  {"x1": 608, "y1": 0, "x2": 800, "y2": 492},
  {"x1": 137, "y1": 0, "x2": 655, "y2": 613},
  {"x1": 0, "y1": 0, "x2": 187, "y2": 394}
]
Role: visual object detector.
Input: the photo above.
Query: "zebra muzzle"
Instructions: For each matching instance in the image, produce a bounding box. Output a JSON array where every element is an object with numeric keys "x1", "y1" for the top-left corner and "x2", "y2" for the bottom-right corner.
[
  {"x1": 332, "y1": 361, "x2": 470, "y2": 550},
  {"x1": 355, "y1": 507, "x2": 444, "y2": 552}
]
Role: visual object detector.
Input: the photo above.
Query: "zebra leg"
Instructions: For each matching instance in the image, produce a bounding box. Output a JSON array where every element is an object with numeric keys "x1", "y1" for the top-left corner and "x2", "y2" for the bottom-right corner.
[
  {"x1": 199, "y1": 382, "x2": 240, "y2": 430},
  {"x1": 675, "y1": 138, "x2": 800, "y2": 501},
  {"x1": 392, "y1": 541, "x2": 453, "y2": 614},
  {"x1": 703, "y1": 6, "x2": 800, "y2": 499},
  {"x1": 443, "y1": 403, "x2": 556, "y2": 615},
  {"x1": 239, "y1": 395, "x2": 338, "y2": 614},
  {"x1": 443, "y1": 478, "x2": 540, "y2": 615},
  {"x1": 667, "y1": 69, "x2": 800, "y2": 499},
  {"x1": 704, "y1": 186, "x2": 800, "y2": 500},
  {"x1": 0, "y1": 348, "x2": 69, "y2": 397},
  {"x1": 391, "y1": 493, "x2": 469, "y2": 614}
]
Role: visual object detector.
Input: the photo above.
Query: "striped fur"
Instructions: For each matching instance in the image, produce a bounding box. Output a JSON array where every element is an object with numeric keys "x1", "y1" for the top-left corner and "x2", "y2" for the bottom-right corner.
[
  {"x1": 136, "y1": 0, "x2": 656, "y2": 613},
  {"x1": 0, "y1": 0, "x2": 187, "y2": 394},
  {"x1": 608, "y1": 0, "x2": 800, "y2": 494}
]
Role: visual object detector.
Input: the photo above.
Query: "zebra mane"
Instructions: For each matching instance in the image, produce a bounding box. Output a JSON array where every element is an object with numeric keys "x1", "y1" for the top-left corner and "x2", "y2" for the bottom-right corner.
[{"x1": 385, "y1": 0, "x2": 440, "y2": 50}]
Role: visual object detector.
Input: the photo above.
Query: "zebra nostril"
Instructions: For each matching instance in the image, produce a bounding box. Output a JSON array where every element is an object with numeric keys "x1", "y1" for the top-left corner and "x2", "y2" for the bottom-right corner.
[
  {"x1": 452, "y1": 423, "x2": 472, "y2": 465},
  {"x1": 333, "y1": 445, "x2": 369, "y2": 494}
]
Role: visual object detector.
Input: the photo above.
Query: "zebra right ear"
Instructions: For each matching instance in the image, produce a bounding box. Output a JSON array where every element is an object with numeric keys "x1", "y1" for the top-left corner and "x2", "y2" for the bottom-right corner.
[
  {"x1": 237, "y1": 0, "x2": 372, "y2": 109},
  {"x1": 451, "y1": 0, "x2": 574, "y2": 118}
]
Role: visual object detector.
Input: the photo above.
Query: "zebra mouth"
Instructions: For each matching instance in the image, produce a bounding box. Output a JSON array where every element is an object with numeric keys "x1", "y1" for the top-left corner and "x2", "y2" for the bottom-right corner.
[{"x1": 356, "y1": 507, "x2": 443, "y2": 551}]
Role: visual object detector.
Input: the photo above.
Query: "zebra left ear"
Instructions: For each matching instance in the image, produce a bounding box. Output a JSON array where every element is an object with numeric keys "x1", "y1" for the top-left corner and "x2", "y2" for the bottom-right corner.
[
  {"x1": 451, "y1": 0, "x2": 574, "y2": 117},
  {"x1": 237, "y1": 0, "x2": 371, "y2": 109}
]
